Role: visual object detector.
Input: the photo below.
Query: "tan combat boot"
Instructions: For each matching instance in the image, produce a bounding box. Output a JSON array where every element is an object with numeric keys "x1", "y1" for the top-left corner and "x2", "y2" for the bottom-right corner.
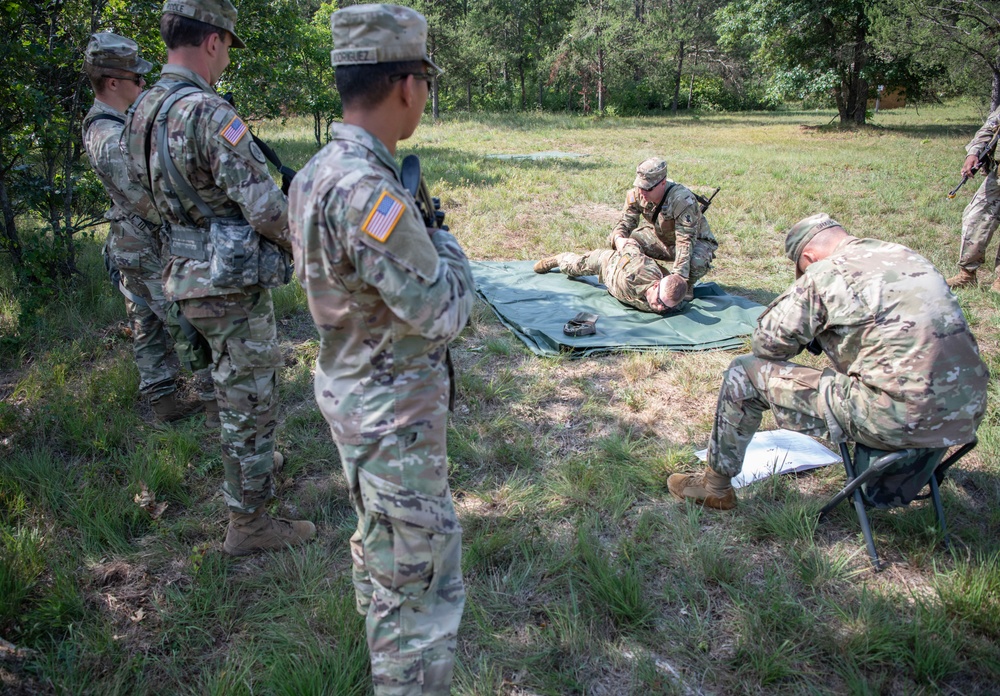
[
  {"x1": 203, "y1": 399, "x2": 221, "y2": 429},
  {"x1": 151, "y1": 392, "x2": 203, "y2": 423},
  {"x1": 946, "y1": 268, "x2": 977, "y2": 289},
  {"x1": 272, "y1": 450, "x2": 284, "y2": 476},
  {"x1": 667, "y1": 466, "x2": 737, "y2": 510},
  {"x1": 223, "y1": 507, "x2": 316, "y2": 556},
  {"x1": 534, "y1": 256, "x2": 559, "y2": 274}
]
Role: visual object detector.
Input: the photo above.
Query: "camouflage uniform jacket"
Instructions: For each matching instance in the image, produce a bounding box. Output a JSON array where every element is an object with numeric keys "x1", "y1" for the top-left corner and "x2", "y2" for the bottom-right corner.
[
  {"x1": 83, "y1": 99, "x2": 161, "y2": 228},
  {"x1": 289, "y1": 123, "x2": 474, "y2": 446},
  {"x1": 752, "y1": 237, "x2": 988, "y2": 447},
  {"x1": 609, "y1": 180, "x2": 718, "y2": 280},
  {"x1": 122, "y1": 65, "x2": 289, "y2": 301},
  {"x1": 965, "y1": 105, "x2": 1000, "y2": 156},
  {"x1": 601, "y1": 240, "x2": 664, "y2": 313}
]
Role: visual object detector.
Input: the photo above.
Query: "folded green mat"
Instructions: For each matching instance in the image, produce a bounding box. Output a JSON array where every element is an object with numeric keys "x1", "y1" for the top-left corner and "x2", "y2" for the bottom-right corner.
[{"x1": 471, "y1": 260, "x2": 765, "y2": 356}]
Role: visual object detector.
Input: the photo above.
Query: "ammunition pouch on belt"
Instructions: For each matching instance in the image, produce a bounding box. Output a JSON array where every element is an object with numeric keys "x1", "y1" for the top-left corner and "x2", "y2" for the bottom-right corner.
[{"x1": 168, "y1": 219, "x2": 291, "y2": 289}]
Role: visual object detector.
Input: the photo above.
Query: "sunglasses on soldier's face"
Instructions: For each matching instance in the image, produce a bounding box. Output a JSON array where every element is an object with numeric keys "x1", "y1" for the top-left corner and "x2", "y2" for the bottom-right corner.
[
  {"x1": 103, "y1": 74, "x2": 144, "y2": 85},
  {"x1": 392, "y1": 72, "x2": 434, "y2": 83}
]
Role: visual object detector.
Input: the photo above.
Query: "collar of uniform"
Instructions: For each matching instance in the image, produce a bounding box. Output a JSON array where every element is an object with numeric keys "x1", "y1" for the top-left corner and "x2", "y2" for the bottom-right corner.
[
  {"x1": 159, "y1": 64, "x2": 215, "y2": 93},
  {"x1": 92, "y1": 98, "x2": 126, "y2": 117},
  {"x1": 328, "y1": 122, "x2": 400, "y2": 177}
]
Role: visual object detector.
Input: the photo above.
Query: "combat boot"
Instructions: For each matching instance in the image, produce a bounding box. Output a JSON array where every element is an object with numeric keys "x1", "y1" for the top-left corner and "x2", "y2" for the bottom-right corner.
[
  {"x1": 272, "y1": 450, "x2": 285, "y2": 476},
  {"x1": 151, "y1": 392, "x2": 203, "y2": 423},
  {"x1": 946, "y1": 268, "x2": 978, "y2": 289},
  {"x1": 534, "y1": 256, "x2": 559, "y2": 274},
  {"x1": 667, "y1": 466, "x2": 737, "y2": 510},
  {"x1": 223, "y1": 508, "x2": 316, "y2": 556},
  {"x1": 203, "y1": 399, "x2": 221, "y2": 429}
]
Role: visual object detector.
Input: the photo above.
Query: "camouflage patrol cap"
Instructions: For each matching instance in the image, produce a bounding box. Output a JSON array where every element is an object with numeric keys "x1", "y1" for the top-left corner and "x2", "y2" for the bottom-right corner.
[
  {"x1": 330, "y1": 4, "x2": 442, "y2": 74},
  {"x1": 658, "y1": 274, "x2": 688, "y2": 309},
  {"x1": 162, "y1": 0, "x2": 246, "y2": 48},
  {"x1": 83, "y1": 33, "x2": 153, "y2": 77},
  {"x1": 785, "y1": 213, "x2": 843, "y2": 276},
  {"x1": 634, "y1": 157, "x2": 668, "y2": 190}
]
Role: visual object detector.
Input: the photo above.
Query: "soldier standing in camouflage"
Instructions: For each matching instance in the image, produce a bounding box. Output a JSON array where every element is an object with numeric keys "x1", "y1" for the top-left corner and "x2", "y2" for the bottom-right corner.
[
  {"x1": 534, "y1": 236, "x2": 688, "y2": 313},
  {"x1": 609, "y1": 157, "x2": 718, "y2": 299},
  {"x1": 82, "y1": 33, "x2": 215, "y2": 424},
  {"x1": 122, "y1": 0, "x2": 314, "y2": 554},
  {"x1": 288, "y1": 5, "x2": 473, "y2": 693},
  {"x1": 669, "y1": 214, "x2": 989, "y2": 510},
  {"x1": 947, "y1": 106, "x2": 1000, "y2": 291}
]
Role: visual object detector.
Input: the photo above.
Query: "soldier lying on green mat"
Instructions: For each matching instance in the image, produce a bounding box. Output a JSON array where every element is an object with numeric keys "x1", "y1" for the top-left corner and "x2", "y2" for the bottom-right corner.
[{"x1": 534, "y1": 236, "x2": 688, "y2": 314}]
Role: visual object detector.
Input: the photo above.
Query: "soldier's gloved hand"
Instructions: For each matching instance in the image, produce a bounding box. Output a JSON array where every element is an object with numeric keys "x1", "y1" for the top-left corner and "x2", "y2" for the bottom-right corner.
[{"x1": 279, "y1": 166, "x2": 296, "y2": 197}]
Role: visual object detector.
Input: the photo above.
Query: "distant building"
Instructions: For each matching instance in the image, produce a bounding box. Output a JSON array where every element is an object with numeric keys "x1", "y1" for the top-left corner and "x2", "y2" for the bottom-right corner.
[{"x1": 870, "y1": 85, "x2": 906, "y2": 111}]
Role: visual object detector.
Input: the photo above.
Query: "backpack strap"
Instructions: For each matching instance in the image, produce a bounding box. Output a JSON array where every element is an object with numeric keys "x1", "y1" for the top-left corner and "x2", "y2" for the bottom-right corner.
[{"x1": 83, "y1": 113, "x2": 126, "y2": 134}]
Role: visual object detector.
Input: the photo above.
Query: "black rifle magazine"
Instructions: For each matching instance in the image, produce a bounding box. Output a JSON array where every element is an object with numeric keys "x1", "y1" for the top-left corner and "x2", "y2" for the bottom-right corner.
[{"x1": 563, "y1": 312, "x2": 599, "y2": 337}]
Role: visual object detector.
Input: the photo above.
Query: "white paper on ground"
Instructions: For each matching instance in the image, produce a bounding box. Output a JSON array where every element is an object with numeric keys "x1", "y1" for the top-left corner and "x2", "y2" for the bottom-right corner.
[{"x1": 694, "y1": 429, "x2": 840, "y2": 489}]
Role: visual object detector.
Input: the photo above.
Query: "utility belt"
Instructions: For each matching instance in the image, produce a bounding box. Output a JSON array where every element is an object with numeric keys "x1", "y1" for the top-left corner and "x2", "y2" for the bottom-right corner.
[
  {"x1": 167, "y1": 217, "x2": 292, "y2": 290},
  {"x1": 126, "y1": 213, "x2": 158, "y2": 234}
]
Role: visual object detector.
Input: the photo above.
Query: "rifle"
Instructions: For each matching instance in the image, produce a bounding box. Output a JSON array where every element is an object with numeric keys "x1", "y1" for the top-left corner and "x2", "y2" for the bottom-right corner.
[
  {"x1": 221, "y1": 92, "x2": 297, "y2": 196},
  {"x1": 948, "y1": 128, "x2": 1000, "y2": 199},
  {"x1": 399, "y1": 154, "x2": 457, "y2": 411},
  {"x1": 695, "y1": 187, "x2": 721, "y2": 214}
]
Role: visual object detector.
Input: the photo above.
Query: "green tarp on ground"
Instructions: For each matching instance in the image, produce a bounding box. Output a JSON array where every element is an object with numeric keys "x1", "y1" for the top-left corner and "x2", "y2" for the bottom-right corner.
[{"x1": 471, "y1": 260, "x2": 765, "y2": 356}]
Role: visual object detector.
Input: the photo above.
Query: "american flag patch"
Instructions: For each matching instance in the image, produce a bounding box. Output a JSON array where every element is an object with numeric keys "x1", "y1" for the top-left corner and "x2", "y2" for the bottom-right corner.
[
  {"x1": 220, "y1": 115, "x2": 248, "y2": 146},
  {"x1": 362, "y1": 191, "x2": 406, "y2": 242}
]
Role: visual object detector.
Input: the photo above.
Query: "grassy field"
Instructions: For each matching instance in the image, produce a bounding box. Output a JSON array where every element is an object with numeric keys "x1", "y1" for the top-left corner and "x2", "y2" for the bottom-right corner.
[{"x1": 2, "y1": 102, "x2": 999, "y2": 695}]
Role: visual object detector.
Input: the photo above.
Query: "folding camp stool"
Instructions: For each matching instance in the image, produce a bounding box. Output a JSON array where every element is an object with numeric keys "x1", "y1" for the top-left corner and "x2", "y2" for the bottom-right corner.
[{"x1": 818, "y1": 437, "x2": 978, "y2": 570}]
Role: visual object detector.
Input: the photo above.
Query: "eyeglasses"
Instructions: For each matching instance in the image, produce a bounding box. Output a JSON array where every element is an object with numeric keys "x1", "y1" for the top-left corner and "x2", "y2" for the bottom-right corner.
[
  {"x1": 392, "y1": 72, "x2": 434, "y2": 83},
  {"x1": 102, "y1": 74, "x2": 144, "y2": 85}
]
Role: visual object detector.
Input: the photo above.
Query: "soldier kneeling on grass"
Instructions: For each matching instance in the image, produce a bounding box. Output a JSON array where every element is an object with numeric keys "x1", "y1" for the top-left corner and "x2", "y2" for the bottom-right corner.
[
  {"x1": 668, "y1": 213, "x2": 989, "y2": 510},
  {"x1": 608, "y1": 157, "x2": 719, "y2": 301},
  {"x1": 534, "y1": 236, "x2": 688, "y2": 314}
]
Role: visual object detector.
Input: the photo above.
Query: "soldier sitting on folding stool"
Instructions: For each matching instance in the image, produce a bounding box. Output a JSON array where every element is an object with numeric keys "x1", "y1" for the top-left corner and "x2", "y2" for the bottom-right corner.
[{"x1": 668, "y1": 214, "x2": 988, "y2": 510}]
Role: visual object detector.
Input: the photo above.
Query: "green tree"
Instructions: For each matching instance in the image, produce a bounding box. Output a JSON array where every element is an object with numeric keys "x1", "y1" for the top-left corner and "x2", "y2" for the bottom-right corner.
[{"x1": 718, "y1": 0, "x2": 881, "y2": 125}]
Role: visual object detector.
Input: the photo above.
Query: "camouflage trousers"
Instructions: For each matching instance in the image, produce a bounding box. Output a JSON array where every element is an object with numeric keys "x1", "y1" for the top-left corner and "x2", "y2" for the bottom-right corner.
[
  {"x1": 630, "y1": 226, "x2": 715, "y2": 285},
  {"x1": 178, "y1": 290, "x2": 280, "y2": 513},
  {"x1": 555, "y1": 249, "x2": 614, "y2": 277},
  {"x1": 107, "y1": 219, "x2": 177, "y2": 399},
  {"x1": 958, "y1": 170, "x2": 1000, "y2": 272},
  {"x1": 335, "y1": 424, "x2": 464, "y2": 696},
  {"x1": 707, "y1": 354, "x2": 916, "y2": 477}
]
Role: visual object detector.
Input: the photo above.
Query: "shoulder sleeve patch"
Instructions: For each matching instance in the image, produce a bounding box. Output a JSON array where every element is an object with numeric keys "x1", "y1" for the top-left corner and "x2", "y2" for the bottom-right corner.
[
  {"x1": 219, "y1": 114, "x2": 248, "y2": 147},
  {"x1": 627, "y1": 190, "x2": 635, "y2": 205},
  {"x1": 361, "y1": 190, "x2": 406, "y2": 243}
]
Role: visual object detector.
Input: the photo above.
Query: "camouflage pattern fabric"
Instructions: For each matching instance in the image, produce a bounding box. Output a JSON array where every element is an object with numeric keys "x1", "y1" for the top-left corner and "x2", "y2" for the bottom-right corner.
[
  {"x1": 122, "y1": 64, "x2": 286, "y2": 512},
  {"x1": 289, "y1": 122, "x2": 473, "y2": 694},
  {"x1": 178, "y1": 291, "x2": 279, "y2": 512},
  {"x1": 608, "y1": 180, "x2": 718, "y2": 282},
  {"x1": 551, "y1": 239, "x2": 667, "y2": 313},
  {"x1": 958, "y1": 170, "x2": 1000, "y2": 272},
  {"x1": 956, "y1": 106, "x2": 1000, "y2": 272},
  {"x1": 84, "y1": 99, "x2": 175, "y2": 398},
  {"x1": 708, "y1": 237, "x2": 988, "y2": 477},
  {"x1": 122, "y1": 64, "x2": 291, "y2": 301}
]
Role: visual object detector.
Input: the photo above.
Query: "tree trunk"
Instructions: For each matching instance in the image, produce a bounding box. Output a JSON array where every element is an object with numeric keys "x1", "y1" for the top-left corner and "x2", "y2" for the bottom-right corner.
[
  {"x1": 519, "y1": 61, "x2": 526, "y2": 111},
  {"x1": 672, "y1": 40, "x2": 684, "y2": 114},
  {"x1": 597, "y1": 47, "x2": 605, "y2": 114},
  {"x1": 432, "y1": 77, "x2": 440, "y2": 121},
  {"x1": 467, "y1": 80, "x2": 473, "y2": 111},
  {"x1": 313, "y1": 111, "x2": 321, "y2": 147},
  {"x1": 841, "y1": 9, "x2": 869, "y2": 126},
  {"x1": 992, "y1": 45, "x2": 1000, "y2": 112},
  {"x1": 0, "y1": 176, "x2": 22, "y2": 265},
  {"x1": 538, "y1": 75, "x2": 544, "y2": 109}
]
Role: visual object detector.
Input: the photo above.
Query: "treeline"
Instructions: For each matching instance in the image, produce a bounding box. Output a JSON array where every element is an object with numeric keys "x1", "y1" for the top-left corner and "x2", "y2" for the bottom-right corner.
[{"x1": 1, "y1": 0, "x2": 999, "y2": 294}]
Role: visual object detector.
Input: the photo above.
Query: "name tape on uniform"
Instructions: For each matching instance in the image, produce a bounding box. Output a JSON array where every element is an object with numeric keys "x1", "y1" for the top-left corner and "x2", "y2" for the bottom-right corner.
[
  {"x1": 362, "y1": 191, "x2": 406, "y2": 243},
  {"x1": 220, "y1": 115, "x2": 248, "y2": 147}
]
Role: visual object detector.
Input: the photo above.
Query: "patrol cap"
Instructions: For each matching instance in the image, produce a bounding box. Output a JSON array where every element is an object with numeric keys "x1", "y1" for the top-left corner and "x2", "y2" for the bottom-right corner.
[
  {"x1": 330, "y1": 4, "x2": 442, "y2": 74},
  {"x1": 657, "y1": 274, "x2": 688, "y2": 309},
  {"x1": 84, "y1": 33, "x2": 153, "y2": 77},
  {"x1": 162, "y1": 0, "x2": 246, "y2": 48},
  {"x1": 634, "y1": 157, "x2": 667, "y2": 190},
  {"x1": 785, "y1": 213, "x2": 843, "y2": 276}
]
